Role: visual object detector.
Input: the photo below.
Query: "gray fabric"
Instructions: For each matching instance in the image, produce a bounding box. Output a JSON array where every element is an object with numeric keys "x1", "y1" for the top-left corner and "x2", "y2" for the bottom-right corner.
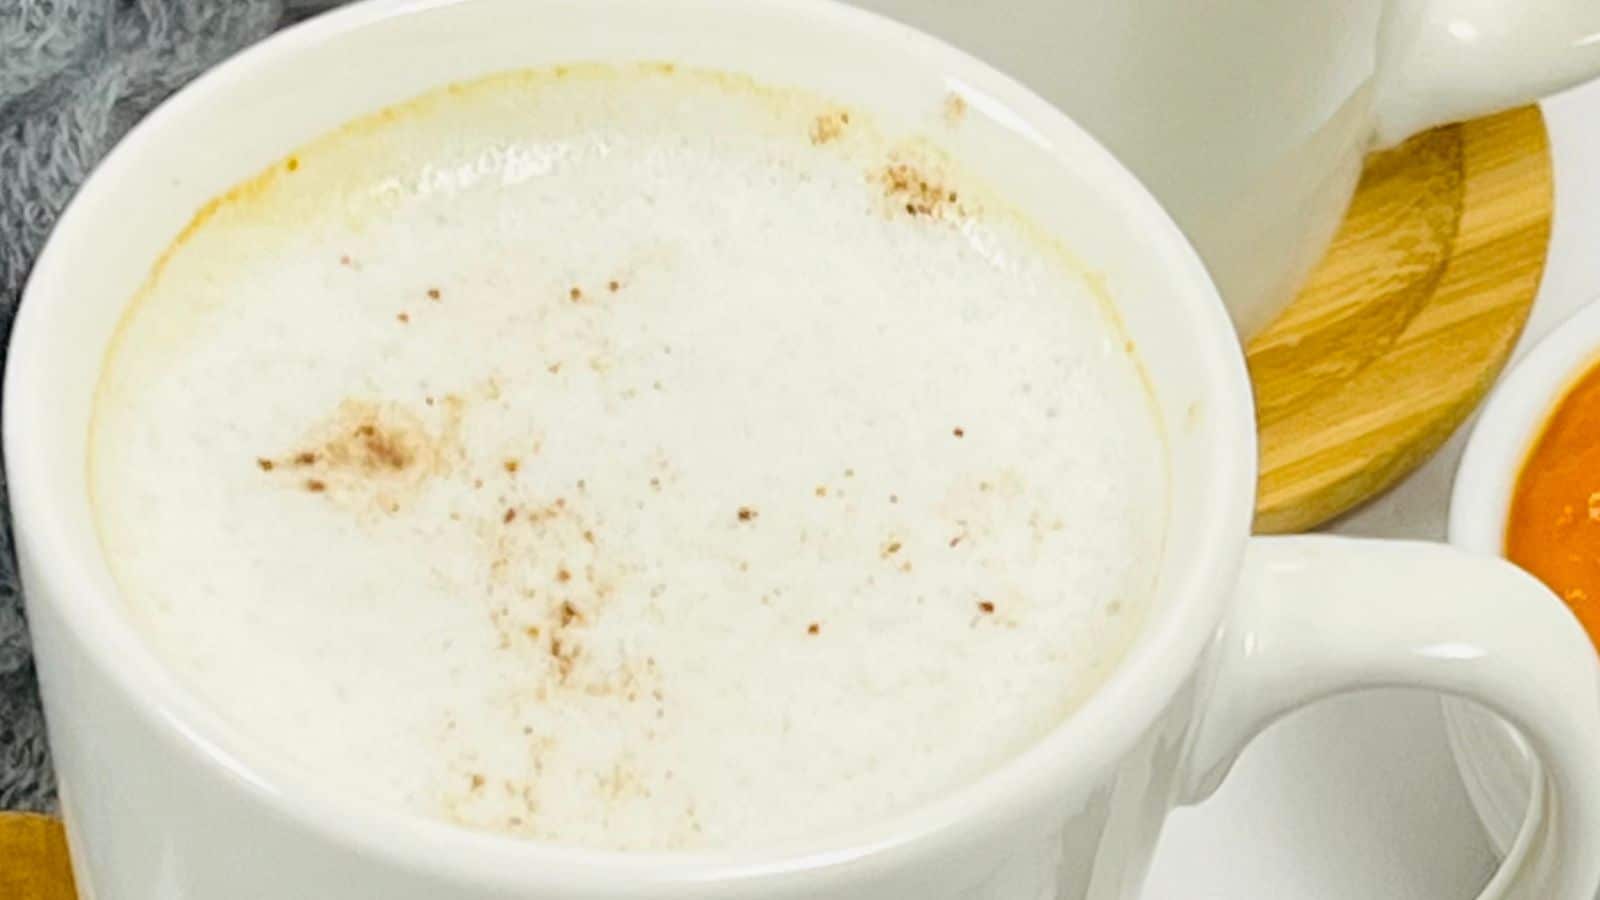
[{"x1": 0, "y1": 0, "x2": 292, "y2": 812}]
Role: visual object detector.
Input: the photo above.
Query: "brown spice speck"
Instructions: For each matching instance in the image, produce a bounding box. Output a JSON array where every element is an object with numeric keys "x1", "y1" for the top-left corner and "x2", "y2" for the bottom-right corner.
[
  {"x1": 943, "y1": 92, "x2": 968, "y2": 125},
  {"x1": 557, "y1": 568, "x2": 572, "y2": 583},
  {"x1": 547, "y1": 362, "x2": 563, "y2": 374},
  {"x1": 878, "y1": 158, "x2": 962, "y2": 219},
  {"x1": 305, "y1": 479, "x2": 327, "y2": 493},
  {"x1": 949, "y1": 535, "x2": 964, "y2": 548},
  {"x1": 737, "y1": 506, "x2": 758, "y2": 522},
  {"x1": 810, "y1": 109, "x2": 851, "y2": 145},
  {"x1": 426, "y1": 288, "x2": 441, "y2": 301},
  {"x1": 815, "y1": 485, "x2": 827, "y2": 497},
  {"x1": 953, "y1": 427, "x2": 965, "y2": 438},
  {"x1": 294, "y1": 451, "x2": 318, "y2": 466},
  {"x1": 469, "y1": 774, "x2": 485, "y2": 790},
  {"x1": 978, "y1": 600, "x2": 995, "y2": 614},
  {"x1": 883, "y1": 540, "x2": 902, "y2": 556},
  {"x1": 503, "y1": 508, "x2": 517, "y2": 524},
  {"x1": 504, "y1": 459, "x2": 520, "y2": 474},
  {"x1": 256, "y1": 458, "x2": 275, "y2": 472},
  {"x1": 608, "y1": 279, "x2": 621, "y2": 292},
  {"x1": 807, "y1": 623, "x2": 820, "y2": 635},
  {"x1": 560, "y1": 600, "x2": 581, "y2": 625},
  {"x1": 397, "y1": 312, "x2": 410, "y2": 323},
  {"x1": 569, "y1": 286, "x2": 583, "y2": 301},
  {"x1": 339, "y1": 254, "x2": 352, "y2": 266}
]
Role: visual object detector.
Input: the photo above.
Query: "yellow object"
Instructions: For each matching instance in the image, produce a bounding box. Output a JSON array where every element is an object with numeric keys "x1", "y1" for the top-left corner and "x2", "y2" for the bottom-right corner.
[
  {"x1": 0, "y1": 813, "x2": 76, "y2": 899},
  {"x1": 1249, "y1": 105, "x2": 1552, "y2": 533}
]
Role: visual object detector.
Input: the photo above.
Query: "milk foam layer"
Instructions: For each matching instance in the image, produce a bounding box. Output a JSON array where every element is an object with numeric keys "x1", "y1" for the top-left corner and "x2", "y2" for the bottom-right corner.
[{"x1": 90, "y1": 66, "x2": 1166, "y2": 851}]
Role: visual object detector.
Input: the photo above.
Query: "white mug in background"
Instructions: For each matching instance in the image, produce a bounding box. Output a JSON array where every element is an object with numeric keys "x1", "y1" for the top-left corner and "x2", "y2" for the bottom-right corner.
[
  {"x1": 1446, "y1": 296, "x2": 1600, "y2": 871},
  {"x1": 848, "y1": 0, "x2": 1600, "y2": 336},
  {"x1": 4, "y1": 1, "x2": 1600, "y2": 898}
]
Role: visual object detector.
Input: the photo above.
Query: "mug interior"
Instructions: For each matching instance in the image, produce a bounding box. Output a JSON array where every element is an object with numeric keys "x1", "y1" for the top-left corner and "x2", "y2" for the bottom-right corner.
[{"x1": 3, "y1": 0, "x2": 1255, "y2": 882}]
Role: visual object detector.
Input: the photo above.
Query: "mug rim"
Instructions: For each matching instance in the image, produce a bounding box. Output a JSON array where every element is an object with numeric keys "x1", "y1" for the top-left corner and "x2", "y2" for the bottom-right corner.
[
  {"x1": 1448, "y1": 295, "x2": 1600, "y2": 555},
  {"x1": 1, "y1": 0, "x2": 1256, "y2": 889}
]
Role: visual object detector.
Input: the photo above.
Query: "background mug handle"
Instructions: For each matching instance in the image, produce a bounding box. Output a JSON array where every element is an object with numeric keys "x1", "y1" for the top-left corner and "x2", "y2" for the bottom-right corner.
[
  {"x1": 1374, "y1": 0, "x2": 1600, "y2": 146},
  {"x1": 1179, "y1": 536, "x2": 1600, "y2": 899}
]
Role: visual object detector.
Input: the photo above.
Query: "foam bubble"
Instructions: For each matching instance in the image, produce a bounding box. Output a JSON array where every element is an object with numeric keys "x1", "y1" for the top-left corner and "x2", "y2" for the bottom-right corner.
[{"x1": 90, "y1": 65, "x2": 1166, "y2": 851}]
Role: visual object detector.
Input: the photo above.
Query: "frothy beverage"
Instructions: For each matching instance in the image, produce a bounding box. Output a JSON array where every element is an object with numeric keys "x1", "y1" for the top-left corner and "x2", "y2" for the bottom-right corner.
[{"x1": 90, "y1": 66, "x2": 1166, "y2": 851}]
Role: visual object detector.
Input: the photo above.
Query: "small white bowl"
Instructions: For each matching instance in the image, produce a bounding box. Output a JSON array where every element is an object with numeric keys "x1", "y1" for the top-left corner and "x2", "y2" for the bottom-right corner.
[{"x1": 1445, "y1": 296, "x2": 1600, "y2": 856}]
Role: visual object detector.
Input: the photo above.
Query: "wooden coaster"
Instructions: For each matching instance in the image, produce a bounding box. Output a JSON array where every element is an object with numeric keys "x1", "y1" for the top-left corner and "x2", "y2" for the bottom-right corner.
[
  {"x1": 1248, "y1": 105, "x2": 1552, "y2": 534},
  {"x1": 0, "y1": 813, "x2": 76, "y2": 900}
]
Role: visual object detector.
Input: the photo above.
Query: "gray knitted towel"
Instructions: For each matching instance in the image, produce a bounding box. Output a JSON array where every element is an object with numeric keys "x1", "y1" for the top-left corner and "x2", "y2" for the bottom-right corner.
[{"x1": 0, "y1": 0, "x2": 303, "y2": 813}]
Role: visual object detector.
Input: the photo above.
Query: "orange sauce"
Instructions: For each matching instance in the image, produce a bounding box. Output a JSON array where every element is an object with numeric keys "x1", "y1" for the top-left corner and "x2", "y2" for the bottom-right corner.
[{"x1": 1507, "y1": 358, "x2": 1600, "y2": 648}]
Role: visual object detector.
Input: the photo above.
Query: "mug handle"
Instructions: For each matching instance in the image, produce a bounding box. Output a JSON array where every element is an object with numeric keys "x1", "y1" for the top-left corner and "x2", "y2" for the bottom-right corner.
[
  {"x1": 1373, "y1": 0, "x2": 1600, "y2": 147},
  {"x1": 1178, "y1": 536, "x2": 1600, "y2": 899}
]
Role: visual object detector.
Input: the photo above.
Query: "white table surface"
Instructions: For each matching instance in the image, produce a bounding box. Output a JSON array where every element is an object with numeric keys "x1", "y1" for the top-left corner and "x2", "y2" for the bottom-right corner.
[{"x1": 1141, "y1": 77, "x2": 1600, "y2": 900}]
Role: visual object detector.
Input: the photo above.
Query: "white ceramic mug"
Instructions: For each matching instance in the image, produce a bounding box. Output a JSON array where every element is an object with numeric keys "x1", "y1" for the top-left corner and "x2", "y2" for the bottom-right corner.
[
  {"x1": 6, "y1": 2, "x2": 1600, "y2": 898},
  {"x1": 1446, "y1": 295, "x2": 1600, "y2": 871},
  {"x1": 847, "y1": 0, "x2": 1600, "y2": 336}
]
